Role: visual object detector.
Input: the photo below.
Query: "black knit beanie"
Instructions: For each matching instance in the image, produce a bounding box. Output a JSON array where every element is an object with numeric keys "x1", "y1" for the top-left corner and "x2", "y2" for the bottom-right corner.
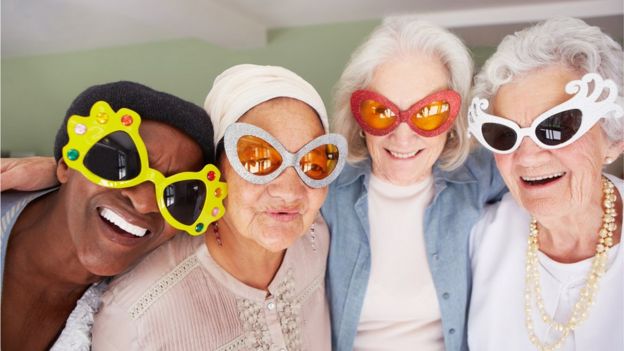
[{"x1": 53, "y1": 81, "x2": 214, "y2": 164}]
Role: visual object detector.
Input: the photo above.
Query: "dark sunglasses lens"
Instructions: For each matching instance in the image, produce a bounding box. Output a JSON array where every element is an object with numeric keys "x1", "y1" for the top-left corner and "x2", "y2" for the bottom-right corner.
[
  {"x1": 84, "y1": 131, "x2": 141, "y2": 180},
  {"x1": 482, "y1": 123, "x2": 517, "y2": 151},
  {"x1": 535, "y1": 109, "x2": 582, "y2": 146},
  {"x1": 164, "y1": 180, "x2": 207, "y2": 225}
]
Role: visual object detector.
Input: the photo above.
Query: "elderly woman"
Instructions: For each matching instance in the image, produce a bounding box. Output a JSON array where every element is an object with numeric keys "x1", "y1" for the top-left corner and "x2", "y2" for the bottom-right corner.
[
  {"x1": 90, "y1": 64, "x2": 347, "y2": 350},
  {"x1": 322, "y1": 16, "x2": 506, "y2": 351},
  {"x1": 467, "y1": 17, "x2": 623, "y2": 350}
]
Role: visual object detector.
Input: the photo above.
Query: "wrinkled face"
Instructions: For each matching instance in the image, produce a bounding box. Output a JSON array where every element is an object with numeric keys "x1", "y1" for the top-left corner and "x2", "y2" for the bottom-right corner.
[
  {"x1": 219, "y1": 98, "x2": 328, "y2": 253},
  {"x1": 57, "y1": 121, "x2": 204, "y2": 276},
  {"x1": 365, "y1": 53, "x2": 451, "y2": 185},
  {"x1": 492, "y1": 66, "x2": 621, "y2": 217}
]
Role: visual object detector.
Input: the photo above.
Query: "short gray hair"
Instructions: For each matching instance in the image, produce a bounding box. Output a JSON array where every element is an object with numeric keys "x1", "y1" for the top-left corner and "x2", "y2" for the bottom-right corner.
[
  {"x1": 332, "y1": 15, "x2": 474, "y2": 170},
  {"x1": 472, "y1": 16, "x2": 624, "y2": 143}
]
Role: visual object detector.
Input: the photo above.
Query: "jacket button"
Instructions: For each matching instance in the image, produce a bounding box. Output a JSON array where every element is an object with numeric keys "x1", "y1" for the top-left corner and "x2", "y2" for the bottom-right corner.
[
  {"x1": 449, "y1": 328, "x2": 456, "y2": 334},
  {"x1": 432, "y1": 253, "x2": 439, "y2": 260},
  {"x1": 442, "y1": 292, "x2": 450, "y2": 299}
]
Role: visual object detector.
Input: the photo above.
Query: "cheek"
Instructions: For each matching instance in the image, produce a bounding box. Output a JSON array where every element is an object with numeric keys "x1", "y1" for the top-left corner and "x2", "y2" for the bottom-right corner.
[
  {"x1": 494, "y1": 155, "x2": 515, "y2": 182},
  {"x1": 424, "y1": 133, "x2": 447, "y2": 152},
  {"x1": 365, "y1": 135, "x2": 384, "y2": 156},
  {"x1": 223, "y1": 176, "x2": 266, "y2": 223},
  {"x1": 306, "y1": 187, "x2": 328, "y2": 214}
]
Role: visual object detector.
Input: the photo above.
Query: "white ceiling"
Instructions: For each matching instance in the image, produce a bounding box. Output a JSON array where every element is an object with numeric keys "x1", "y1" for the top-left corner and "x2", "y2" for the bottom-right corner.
[{"x1": 2, "y1": 0, "x2": 622, "y2": 58}]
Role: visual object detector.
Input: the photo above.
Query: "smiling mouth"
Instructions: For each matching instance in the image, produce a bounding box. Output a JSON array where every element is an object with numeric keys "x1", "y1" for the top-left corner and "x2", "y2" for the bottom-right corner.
[
  {"x1": 99, "y1": 208, "x2": 149, "y2": 237},
  {"x1": 387, "y1": 149, "x2": 421, "y2": 159},
  {"x1": 521, "y1": 172, "x2": 566, "y2": 186}
]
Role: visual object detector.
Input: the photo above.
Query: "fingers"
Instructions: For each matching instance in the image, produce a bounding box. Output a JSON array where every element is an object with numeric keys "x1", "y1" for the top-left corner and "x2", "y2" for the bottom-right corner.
[{"x1": 0, "y1": 157, "x2": 59, "y2": 192}]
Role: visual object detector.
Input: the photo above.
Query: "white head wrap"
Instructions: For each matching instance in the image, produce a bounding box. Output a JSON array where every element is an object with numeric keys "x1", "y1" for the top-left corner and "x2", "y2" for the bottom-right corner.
[{"x1": 204, "y1": 64, "x2": 329, "y2": 146}]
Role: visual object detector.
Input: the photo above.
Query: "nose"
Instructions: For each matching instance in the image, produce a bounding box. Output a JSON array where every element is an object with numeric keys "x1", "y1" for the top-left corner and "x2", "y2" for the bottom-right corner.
[
  {"x1": 513, "y1": 136, "x2": 549, "y2": 166},
  {"x1": 389, "y1": 122, "x2": 419, "y2": 144},
  {"x1": 266, "y1": 167, "x2": 307, "y2": 203},
  {"x1": 120, "y1": 181, "x2": 160, "y2": 215}
]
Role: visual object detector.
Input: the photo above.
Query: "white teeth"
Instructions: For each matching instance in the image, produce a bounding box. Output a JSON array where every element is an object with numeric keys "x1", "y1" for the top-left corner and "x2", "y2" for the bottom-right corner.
[
  {"x1": 521, "y1": 172, "x2": 565, "y2": 182},
  {"x1": 389, "y1": 150, "x2": 418, "y2": 159},
  {"x1": 99, "y1": 208, "x2": 148, "y2": 237}
]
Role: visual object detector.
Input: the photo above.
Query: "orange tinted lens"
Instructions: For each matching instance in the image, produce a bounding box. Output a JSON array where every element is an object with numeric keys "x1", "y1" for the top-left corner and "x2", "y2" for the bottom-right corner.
[
  {"x1": 237, "y1": 135, "x2": 282, "y2": 176},
  {"x1": 299, "y1": 144, "x2": 339, "y2": 180},
  {"x1": 411, "y1": 100, "x2": 450, "y2": 131},
  {"x1": 360, "y1": 99, "x2": 396, "y2": 130}
]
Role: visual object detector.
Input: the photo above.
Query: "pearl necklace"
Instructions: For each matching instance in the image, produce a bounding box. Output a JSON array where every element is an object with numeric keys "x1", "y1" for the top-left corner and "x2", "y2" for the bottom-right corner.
[{"x1": 524, "y1": 176, "x2": 618, "y2": 351}]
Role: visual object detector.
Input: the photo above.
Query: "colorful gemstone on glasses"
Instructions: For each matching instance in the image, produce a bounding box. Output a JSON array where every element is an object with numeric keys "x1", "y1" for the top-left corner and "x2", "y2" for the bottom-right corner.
[
  {"x1": 67, "y1": 149, "x2": 79, "y2": 161},
  {"x1": 207, "y1": 171, "x2": 216, "y2": 181},
  {"x1": 214, "y1": 188, "x2": 222, "y2": 198},
  {"x1": 121, "y1": 115, "x2": 134, "y2": 126},
  {"x1": 74, "y1": 123, "x2": 87, "y2": 135},
  {"x1": 195, "y1": 223, "x2": 204, "y2": 233},
  {"x1": 211, "y1": 207, "x2": 220, "y2": 217},
  {"x1": 96, "y1": 112, "x2": 109, "y2": 124}
]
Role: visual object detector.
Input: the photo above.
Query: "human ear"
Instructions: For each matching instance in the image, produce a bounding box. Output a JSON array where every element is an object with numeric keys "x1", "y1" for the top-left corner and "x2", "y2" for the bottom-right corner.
[{"x1": 57, "y1": 159, "x2": 70, "y2": 184}]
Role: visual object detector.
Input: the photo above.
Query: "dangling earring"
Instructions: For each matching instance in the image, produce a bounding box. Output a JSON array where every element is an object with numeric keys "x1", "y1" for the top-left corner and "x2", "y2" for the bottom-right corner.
[
  {"x1": 213, "y1": 222, "x2": 222, "y2": 247},
  {"x1": 448, "y1": 129, "x2": 456, "y2": 139},
  {"x1": 359, "y1": 130, "x2": 366, "y2": 138},
  {"x1": 604, "y1": 156, "x2": 614, "y2": 164}
]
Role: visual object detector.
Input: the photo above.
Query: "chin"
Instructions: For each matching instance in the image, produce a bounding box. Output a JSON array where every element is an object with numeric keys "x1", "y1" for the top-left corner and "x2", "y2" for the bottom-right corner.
[
  {"x1": 258, "y1": 231, "x2": 301, "y2": 252},
  {"x1": 519, "y1": 197, "x2": 566, "y2": 218},
  {"x1": 80, "y1": 253, "x2": 134, "y2": 277}
]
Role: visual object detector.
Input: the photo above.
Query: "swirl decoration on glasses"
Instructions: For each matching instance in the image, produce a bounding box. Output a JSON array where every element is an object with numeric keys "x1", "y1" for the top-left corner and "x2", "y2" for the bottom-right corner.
[
  {"x1": 468, "y1": 73, "x2": 623, "y2": 154},
  {"x1": 63, "y1": 101, "x2": 227, "y2": 235}
]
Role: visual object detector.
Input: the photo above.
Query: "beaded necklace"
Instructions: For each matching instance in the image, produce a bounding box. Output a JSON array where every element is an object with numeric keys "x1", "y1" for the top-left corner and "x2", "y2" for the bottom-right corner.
[{"x1": 524, "y1": 176, "x2": 618, "y2": 351}]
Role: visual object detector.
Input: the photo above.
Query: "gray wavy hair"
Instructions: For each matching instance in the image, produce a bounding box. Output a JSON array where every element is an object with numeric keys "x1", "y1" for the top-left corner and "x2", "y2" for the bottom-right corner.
[
  {"x1": 332, "y1": 15, "x2": 474, "y2": 170},
  {"x1": 472, "y1": 16, "x2": 624, "y2": 143}
]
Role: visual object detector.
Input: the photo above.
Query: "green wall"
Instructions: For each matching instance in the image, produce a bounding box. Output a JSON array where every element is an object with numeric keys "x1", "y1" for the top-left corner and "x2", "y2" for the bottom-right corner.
[{"x1": 1, "y1": 20, "x2": 384, "y2": 156}]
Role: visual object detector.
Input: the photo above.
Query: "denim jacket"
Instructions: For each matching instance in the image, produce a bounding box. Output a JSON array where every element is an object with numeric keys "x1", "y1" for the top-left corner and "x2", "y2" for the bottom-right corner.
[{"x1": 321, "y1": 147, "x2": 506, "y2": 351}]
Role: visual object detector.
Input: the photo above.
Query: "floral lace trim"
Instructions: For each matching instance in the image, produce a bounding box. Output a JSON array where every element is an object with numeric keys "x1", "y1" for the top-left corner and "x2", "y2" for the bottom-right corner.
[
  {"x1": 235, "y1": 268, "x2": 323, "y2": 351},
  {"x1": 276, "y1": 268, "x2": 302, "y2": 350},
  {"x1": 129, "y1": 255, "x2": 199, "y2": 320},
  {"x1": 216, "y1": 335, "x2": 246, "y2": 351},
  {"x1": 49, "y1": 280, "x2": 108, "y2": 351}
]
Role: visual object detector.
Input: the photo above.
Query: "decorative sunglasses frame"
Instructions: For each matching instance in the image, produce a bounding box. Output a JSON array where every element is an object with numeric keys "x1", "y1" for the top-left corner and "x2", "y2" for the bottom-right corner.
[
  {"x1": 350, "y1": 89, "x2": 461, "y2": 137},
  {"x1": 468, "y1": 73, "x2": 623, "y2": 154},
  {"x1": 224, "y1": 122, "x2": 348, "y2": 188},
  {"x1": 63, "y1": 101, "x2": 227, "y2": 235}
]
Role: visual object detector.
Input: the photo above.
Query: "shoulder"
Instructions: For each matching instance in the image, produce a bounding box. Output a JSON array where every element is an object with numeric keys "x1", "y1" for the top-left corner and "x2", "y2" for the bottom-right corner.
[
  {"x1": 437, "y1": 147, "x2": 506, "y2": 204},
  {"x1": 329, "y1": 162, "x2": 368, "y2": 193},
  {"x1": 323, "y1": 161, "x2": 369, "y2": 218},
  {"x1": 469, "y1": 193, "x2": 528, "y2": 257},
  {"x1": 1, "y1": 188, "x2": 56, "y2": 221},
  {"x1": 97, "y1": 234, "x2": 203, "y2": 317},
  {"x1": 92, "y1": 235, "x2": 203, "y2": 349}
]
